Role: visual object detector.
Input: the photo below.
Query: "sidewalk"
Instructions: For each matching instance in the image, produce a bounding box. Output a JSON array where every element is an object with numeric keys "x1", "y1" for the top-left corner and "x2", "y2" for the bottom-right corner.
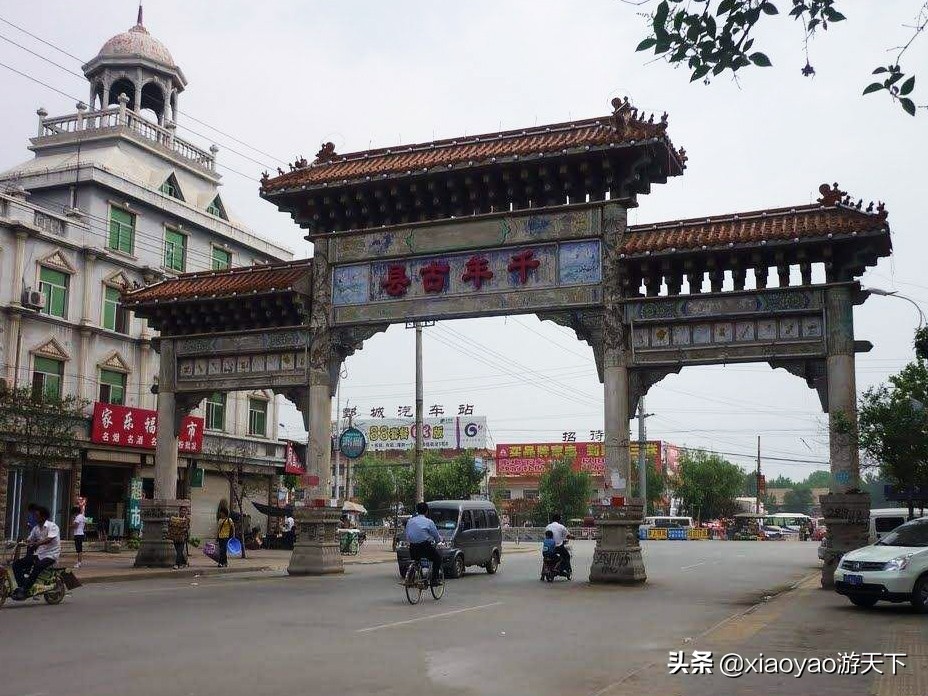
[
  {"x1": 61, "y1": 540, "x2": 534, "y2": 584},
  {"x1": 600, "y1": 573, "x2": 928, "y2": 696}
]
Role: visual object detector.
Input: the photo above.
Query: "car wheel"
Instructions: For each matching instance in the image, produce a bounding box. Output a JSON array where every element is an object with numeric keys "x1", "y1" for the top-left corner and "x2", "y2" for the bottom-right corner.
[
  {"x1": 448, "y1": 554, "x2": 465, "y2": 579},
  {"x1": 911, "y1": 575, "x2": 928, "y2": 613},
  {"x1": 485, "y1": 550, "x2": 500, "y2": 574},
  {"x1": 848, "y1": 594, "x2": 879, "y2": 608}
]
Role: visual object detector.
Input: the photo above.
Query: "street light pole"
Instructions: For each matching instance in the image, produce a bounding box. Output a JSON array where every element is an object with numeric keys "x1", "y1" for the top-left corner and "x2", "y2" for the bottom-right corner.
[
  {"x1": 864, "y1": 287, "x2": 926, "y2": 329},
  {"x1": 415, "y1": 324, "x2": 424, "y2": 503}
]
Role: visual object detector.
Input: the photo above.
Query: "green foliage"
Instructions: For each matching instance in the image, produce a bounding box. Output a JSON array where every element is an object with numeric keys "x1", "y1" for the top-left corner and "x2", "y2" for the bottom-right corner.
[
  {"x1": 804, "y1": 470, "x2": 832, "y2": 488},
  {"x1": 633, "y1": 0, "x2": 922, "y2": 115},
  {"x1": 282, "y1": 474, "x2": 301, "y2": 492},
  {"x1": 631, "y1": 460, "x2": 671, "y2": 514},
  {"x1": 764, "y1": 492, "x2": 781, "y2": 513},
  {"x1": 354, "y1": 455, "x2": 412, "y2": 518},
  {"x1": 673, "y1": 449, "x2": 745, "y2": 521},
  {"x1": 537, "y1": 458, "x2": 593, "y2": 523},
  {"x1": 768, "y1": 474, "x2": 795, "y2": 488},
  {"x1": 424, "y1": 451, "x2": 484, "y2": 502},
  {"x1": 0, "y1": 385, "x2": 87, "y2": 466},
  {"x1": 782, "y1": 485, "x2": 814, "y2": 513}
]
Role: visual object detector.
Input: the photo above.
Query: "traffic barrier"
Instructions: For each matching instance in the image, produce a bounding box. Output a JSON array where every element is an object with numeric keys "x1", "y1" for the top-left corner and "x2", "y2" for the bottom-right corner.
[
  {"x1": 687, "y1": 528, "x2": 710, "y2": 540},
  {"x1": 647, "y1": 527, "x2": 668, "y2": 540},
  {"x1": 667, "y1": 527, "x2": 688, "y2": 541}
]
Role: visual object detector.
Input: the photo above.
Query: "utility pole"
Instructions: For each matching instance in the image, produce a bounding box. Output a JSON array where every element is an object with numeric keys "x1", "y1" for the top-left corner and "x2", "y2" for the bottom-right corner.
[
  {"x1": 756, "y1": 436, "x2": 762, "y2": 514},
  {"x1": 637, "y1": 397, "x2": 648, "y2": 512},
  {"x1": 345, "y1": 409, "x2": 354, "y2": 503},
  {"x1": 406, "y1": 320, "x2": 433, "y2": 503},
  {"x1": 415, "y1": 323, "x2": 424, "y2": 503}
]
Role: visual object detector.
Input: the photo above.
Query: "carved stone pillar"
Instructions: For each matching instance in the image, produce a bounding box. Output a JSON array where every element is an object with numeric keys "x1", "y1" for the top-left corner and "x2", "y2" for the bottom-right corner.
[
  {"x1": 590, "y1": 202, "x2": 646, "y2": 584},
  {"x1": 134, "y1": 338, "x2": 196, "y2": 568},
  {"x1": 821, "y1": 284, "x2": 868, "y2": 587},
  {"x1": 288, "y1": 237, "x2": 343, "y2": 576}
]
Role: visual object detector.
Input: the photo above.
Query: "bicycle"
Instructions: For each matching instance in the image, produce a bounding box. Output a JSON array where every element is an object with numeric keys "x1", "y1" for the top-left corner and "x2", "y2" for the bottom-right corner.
[{"x1": 403, "y1": 556, "x2": 445, "y2": 605}]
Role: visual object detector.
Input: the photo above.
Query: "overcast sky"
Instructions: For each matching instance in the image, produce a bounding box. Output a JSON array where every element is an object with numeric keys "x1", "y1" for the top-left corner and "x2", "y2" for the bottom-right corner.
[{"x1": 2, "y1": 0, "x2": 926, "y2": 481}]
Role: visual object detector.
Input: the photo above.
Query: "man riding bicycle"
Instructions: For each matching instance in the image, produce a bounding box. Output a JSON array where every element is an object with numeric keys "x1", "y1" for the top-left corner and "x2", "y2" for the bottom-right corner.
[
  {"x1": 406, "y1": 502, "x2": 443, "y2": 586},
  {"x1": 11, "y1": 505, "x2": 60, "y2": 600}
]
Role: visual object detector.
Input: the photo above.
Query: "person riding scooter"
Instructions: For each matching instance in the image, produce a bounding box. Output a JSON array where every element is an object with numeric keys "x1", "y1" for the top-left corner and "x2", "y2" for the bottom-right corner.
[
  {"x1": 545, "y1": 513, "x2": 573, "y2": 576},
  {"x1": 11, "y1": 505, "x2": 60, "y2": 600}
]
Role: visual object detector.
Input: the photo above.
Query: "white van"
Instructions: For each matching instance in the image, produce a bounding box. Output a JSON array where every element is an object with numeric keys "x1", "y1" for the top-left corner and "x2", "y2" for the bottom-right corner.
[
  {"x1": 818, "y1": 507, "x2": 926, "y2": 560},
  {"x1": 870, "y1": 508, "x2": 925, "y2": 544},
  {"x1": 639, "y1": 516, "x2": 694, "y2": 537}
]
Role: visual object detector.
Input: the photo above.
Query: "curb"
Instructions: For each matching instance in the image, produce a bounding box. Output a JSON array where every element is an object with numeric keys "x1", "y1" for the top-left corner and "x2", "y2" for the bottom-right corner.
[{"x1": 77, "y1": 564, "x2": 278, "y2": 585}]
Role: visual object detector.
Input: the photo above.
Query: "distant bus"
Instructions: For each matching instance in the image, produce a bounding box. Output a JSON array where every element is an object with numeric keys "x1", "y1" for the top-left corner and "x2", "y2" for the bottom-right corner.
[
  {"x1": 764, "y1": 513, "x2": 811, "y2": 533},
  {"x1": 643, "y1": 515, "x2": 694, "y2": 529}
]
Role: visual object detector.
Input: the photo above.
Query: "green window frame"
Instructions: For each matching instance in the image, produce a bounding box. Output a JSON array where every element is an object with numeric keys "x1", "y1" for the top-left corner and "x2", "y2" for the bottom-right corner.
[
  {"x1": 159, "y1": 175, "x2": 183, "y2": 200},
  {"x1": 102, "y1": 286, "x2": 129, "y2": 334},
  {"x1": 248, "y1": 398, "x2": 268, "y2": 437},
  {"x1": 206, "y1": 392, "x2": 226, "y2": 431},
  {"x1": 164, "y1": 229, "x2": 187, "y2": 272},
  {"x1": 99, "y1": 369, "x2": 127, "y2": 405},
  {"x1": 32, "y1": 356, "x2": 63, "y2": 400},
  {"x1": 206, "y1": 195, "x2": 225, "y2": 218},
  {"x1": 108, "y1": 207, "x2": 135, "y2": 254},
  {"x1": 38, "y1": 267, "x2": 69, "y2": 318},
  {"x1": 211, "y1": 247, "x2": 232, "y2": 271}
]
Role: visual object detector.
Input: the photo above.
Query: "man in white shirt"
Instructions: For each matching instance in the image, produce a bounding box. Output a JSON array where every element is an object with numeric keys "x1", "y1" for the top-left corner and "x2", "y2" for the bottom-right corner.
[
  {"x1": 12, "y1": 505, "x2": 60, "y2": 600},
  {"x1": 544, "y1": 513, "x2": 572, "y2": 574},
  {"x1": 282, "y1": 514, "x2": 296, "y2": 548},
  {"x1": 71, "y1": 505, "x2": 86, "y2": 569}
]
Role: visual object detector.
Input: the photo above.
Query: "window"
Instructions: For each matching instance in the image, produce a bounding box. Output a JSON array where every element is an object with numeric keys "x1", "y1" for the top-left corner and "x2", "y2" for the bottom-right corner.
[
  {"x1": 99, "y1": 369, "x2": 126, "y2": 405},
  {"x1": 212, "y1": 247, "x2": 232, "y2": 270},
  {"x1": 487, "y1": 510, "x2": 500, "y2": 528},
  {"x1": 523, "y1": 489, "x2": 539, "y2": 501},
  {"x1": 39, "y1": 267, "x2": 69, "y2": 318},
  {"x1": 206, "y1": 195, "x2": 226, "y2": 219},
  {"x1": 108, "y1": 207, "x2": 135, "y2": 254},
  {"x1": 206, "y1": 392, "x2": 226, "y2": 431},
  {"x1": 474, "y1": 509, "x2": 488, "y2": 529},
  {"x1": 248, "y1": 398, "x2": 267, "y2": 437},
  {"x1": 459, "y1": 510, "x2": 473, "y2": 531},
  {"x1": 497, "y1": 489, "x2": 512, "y2": 500},
  {"x1": 102, "y1": 286, "x2": 129, "y2": 334},
  {"x1": 164, "y1": 229, "x2": 186, "y2": 272},
  {"x1": 159, "y1": 174, "x2": 183, "y2": 201},
  {"x1": 32, "y1": 357, "x2": 63, "y2": 400}
]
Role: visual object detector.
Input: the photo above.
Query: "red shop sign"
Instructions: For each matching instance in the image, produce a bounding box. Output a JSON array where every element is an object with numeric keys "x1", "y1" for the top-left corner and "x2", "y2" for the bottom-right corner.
[
  {"x1": 284, "y1": 441, "x2": 306, "y2": 474},
  {"x1": 90, "y1": 402, "x2": 204, "y2": 453}
]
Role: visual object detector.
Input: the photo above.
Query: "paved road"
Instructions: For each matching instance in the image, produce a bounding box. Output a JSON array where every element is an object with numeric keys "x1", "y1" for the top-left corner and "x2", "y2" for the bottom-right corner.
[{"x1": 0, "y1": 541, "x2": 819, "y2": 696}]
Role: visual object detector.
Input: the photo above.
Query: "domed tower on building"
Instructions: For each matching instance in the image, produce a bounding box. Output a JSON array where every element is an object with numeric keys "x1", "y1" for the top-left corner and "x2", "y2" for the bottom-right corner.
[{"x1": 82, "y1": 5, "x2": 186, "y2": 125}]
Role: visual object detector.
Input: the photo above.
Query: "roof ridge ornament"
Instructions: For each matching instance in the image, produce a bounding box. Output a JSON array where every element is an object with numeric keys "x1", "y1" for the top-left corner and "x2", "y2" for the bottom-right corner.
[
  {"x1": 314, "y1": 142, "x2": 338, "y2": 165},
  {"x1": 818, "y1": 182, "x2": 888, "y2": 220}
]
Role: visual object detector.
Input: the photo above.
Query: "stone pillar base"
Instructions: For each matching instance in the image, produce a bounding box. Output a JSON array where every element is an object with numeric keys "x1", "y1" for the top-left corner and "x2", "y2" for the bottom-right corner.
[
  {"x1": 819, "y1": 492, "x2": 870, "y2": 588},
  {"x1": 134, "y1": 499, "x2": 186, "y2": 568},
  {"x1": 287, "y1": 506, "x2": 343, "y2": 576},
  {"x1": 589, "y1": 499, "x2": 647, "y2": 584}
]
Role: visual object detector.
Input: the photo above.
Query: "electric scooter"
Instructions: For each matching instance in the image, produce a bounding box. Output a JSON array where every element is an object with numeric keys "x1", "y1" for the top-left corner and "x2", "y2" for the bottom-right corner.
[{"x1": 0, "y1": 542, "x2": 73, "y2": 607}]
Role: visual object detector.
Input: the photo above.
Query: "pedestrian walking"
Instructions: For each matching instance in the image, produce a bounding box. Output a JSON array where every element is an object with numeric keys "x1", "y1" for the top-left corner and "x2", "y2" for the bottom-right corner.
[
  {"x1": 216, "y1": 508, "x2": 234, "y2": 568},
  {"x1": 282, "y1": 513, "x2": 295, "y2": 549},
  {"x1": 70, "y1": 505, "x2": 86, "y2": 569}
]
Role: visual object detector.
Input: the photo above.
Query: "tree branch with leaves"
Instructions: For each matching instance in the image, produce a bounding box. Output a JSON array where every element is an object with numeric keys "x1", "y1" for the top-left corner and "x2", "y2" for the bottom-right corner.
[{"x1": 631, "y1": 0, "x2": 926, "y2": 115}]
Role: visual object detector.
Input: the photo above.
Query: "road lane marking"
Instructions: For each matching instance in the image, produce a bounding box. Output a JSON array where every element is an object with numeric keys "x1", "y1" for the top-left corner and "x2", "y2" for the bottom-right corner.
[
  {"x1": 680, "y1": 561, "x2": 705, "y2": 571},
  {"x1": 357, "y1": 602, "x2": 503, "y2": 633}
]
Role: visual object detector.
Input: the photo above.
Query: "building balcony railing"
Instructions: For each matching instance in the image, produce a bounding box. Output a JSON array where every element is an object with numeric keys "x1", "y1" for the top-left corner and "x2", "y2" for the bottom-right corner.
[{"x1": 35, "y1": 101, "x2": 216, "y2": 172}]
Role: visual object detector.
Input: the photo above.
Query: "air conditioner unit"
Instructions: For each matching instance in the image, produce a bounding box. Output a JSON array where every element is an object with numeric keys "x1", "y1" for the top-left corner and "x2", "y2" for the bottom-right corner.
[{"x1": 22, "y1": 287, "x2": 45, "y2": 310}]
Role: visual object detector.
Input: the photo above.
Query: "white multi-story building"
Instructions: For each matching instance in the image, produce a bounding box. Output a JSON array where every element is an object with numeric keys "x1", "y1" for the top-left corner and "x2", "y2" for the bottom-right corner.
[{"x1": 0, "y1": 10, "x2": 293, "y2": 541}]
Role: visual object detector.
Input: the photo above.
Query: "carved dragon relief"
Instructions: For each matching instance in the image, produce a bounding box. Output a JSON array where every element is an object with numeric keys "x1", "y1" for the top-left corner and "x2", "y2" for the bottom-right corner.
[
  {"x1": 173, "y1": 391, "x2": 210, "y2": 436},
  {"x1": 627, "y1": 367, "x2": 681, "y2": 416},
  {"x1": 537, "y1": 310, "x2": 604, "y2": 382}
]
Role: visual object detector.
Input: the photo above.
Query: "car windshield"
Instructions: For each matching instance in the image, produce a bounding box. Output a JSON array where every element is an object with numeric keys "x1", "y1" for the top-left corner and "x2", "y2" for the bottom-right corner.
[
  {"x1": 428, "y1": 507, "x2": 459, "y2": 530},
  {"x1": 877, "y1": 518, "x2": 928, "y2": 546}
]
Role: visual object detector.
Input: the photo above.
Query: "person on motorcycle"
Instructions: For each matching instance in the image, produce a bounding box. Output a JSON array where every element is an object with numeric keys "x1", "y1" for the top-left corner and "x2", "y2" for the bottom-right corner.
[
  {"x1": 406, "y1": 502, "x2": 443, "y2": 586},
  {"x1": 11, "y1": 505, "x2": 60, "y2": 600},
  {"x1": 545, "y1": 513, "x2": 572, "y2": 575}
]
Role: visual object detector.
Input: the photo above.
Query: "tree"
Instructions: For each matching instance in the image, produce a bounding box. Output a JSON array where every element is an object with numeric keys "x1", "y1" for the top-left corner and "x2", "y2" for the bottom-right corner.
[
  {"x1": 763, "y1": 492, "x2": 781, "y2": 513},
  {"x1": 768, "y1": 474, "x2": 795, "y2": 488},
  {"x1": 0, "y1": 385, "x2": 87, "y2": 534},
  {"x1": 205, "y1": 438, "x2": 265, "y2": 559},
  {"x1": 782, "y1": 485, "x2": 814, "y2": 513},
  {"x1": 631, "y1": 459, "x2": 671, "y2": 514},
  {"x1": 537, "y1": 459, "x2": 593, "y2": 523},
  {"x1": 354, "y1": 455, "x2": 412, "y2": 521},
  {"x1": 424, "y1": 451, "x2": 484, "y2": 502},
  {"x1": 631, "y1": 1, "x2": 925, "y2": 115},
  {"x1": 673, "y1": 450, "x2": 745, "y2": 521},
  {"x1": 858, "y1": 358, "x2": 928, "y2": 520},
  {"x1": 804, "y1": 470, "x2": 832, "y2": 488}
]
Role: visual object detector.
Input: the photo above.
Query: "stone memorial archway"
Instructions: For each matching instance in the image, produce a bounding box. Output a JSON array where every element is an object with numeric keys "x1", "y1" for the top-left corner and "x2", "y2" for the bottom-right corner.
[{"x1": 128, "y1": 99, "x2": 892, "y2": 584}]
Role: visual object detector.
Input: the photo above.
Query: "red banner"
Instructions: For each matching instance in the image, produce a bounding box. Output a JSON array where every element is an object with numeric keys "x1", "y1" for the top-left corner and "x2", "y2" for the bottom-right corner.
[
  {"x1": 495, "y1": 441, "x2": 665, "y2": 477},
  {"x1": 495, "y1": 442, "x2": 606, "y2": 477},
  {"x1": 284, "y1": 441, "x2": 305, "y2": 474},
  {"x1": 90, "y1": 402, "x2": 203, "y2": 453}
]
